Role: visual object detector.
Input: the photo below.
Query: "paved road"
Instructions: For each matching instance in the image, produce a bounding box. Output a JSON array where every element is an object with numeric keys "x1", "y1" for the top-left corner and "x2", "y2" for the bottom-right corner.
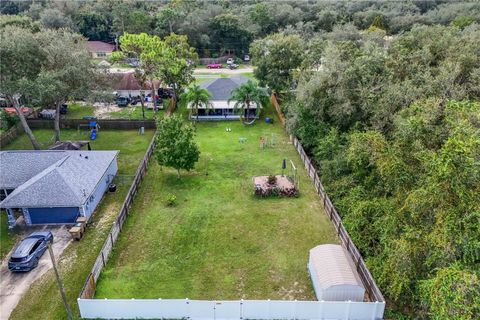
[
  {"x1": 109, "y1": 67, "x2": 254, "y2": 75},
  {"x1": 193, "y1": 67, "x2": 254, "y2": 74},
  {"x1": 0, "y1": 226, "x2": 71, "y2": 320}
]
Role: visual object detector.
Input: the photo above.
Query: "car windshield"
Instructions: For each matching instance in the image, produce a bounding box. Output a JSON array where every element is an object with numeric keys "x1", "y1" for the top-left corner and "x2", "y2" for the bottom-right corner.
[{"x1": 10, "y1": 256, "x2": 27, "y2": 262}]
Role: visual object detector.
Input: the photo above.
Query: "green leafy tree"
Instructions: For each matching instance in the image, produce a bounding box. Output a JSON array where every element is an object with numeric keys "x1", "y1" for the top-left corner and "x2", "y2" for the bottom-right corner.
[
  {"x1": 209, "y1": 14, "x2": 253, "y2": 55},
  {"x1": 112, "y1": 33, "x2": 165, "y2": 112},
  {"x1": 250, "y1": 33, "x2": 304, "y2": 92},
  {"x1": 74, "y1": 10, "x2": 111, "y2": 41},
  {"x1": 156, "y1": 6, "x2": 183, "y2": 35},
  {"x1": 35, "y1": 28, "x2": 97, "y2": 142},
  {"x1": 0, "y1": 26, "x2": 44, "y2": 149},
  {"x1": 158, "y1": 33, "x2": 198, "y2": 105},
  {"x1": 228, "y1": 80, "x2": 268, "y2": 125},
  {"x1": 249, "y1": 3, "x2": 275, "y2": 36},
  {"x1": 181, "y1": 84, "x2": 212, "y2": 121},
  {"x1": 154, "y1": 115, "x2": 200, "y2": 177},
  {"x1": 419, "y1": 265, "x2": 480, "y2": 319},
  {"x1": 451, "y1": 16, "x2": 476, "y2": 29}
]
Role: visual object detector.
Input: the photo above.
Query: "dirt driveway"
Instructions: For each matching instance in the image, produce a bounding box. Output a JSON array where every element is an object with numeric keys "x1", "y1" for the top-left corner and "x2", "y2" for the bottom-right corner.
[{"x1": 0, "y1": 226, "x2": 71, "y2": 320}]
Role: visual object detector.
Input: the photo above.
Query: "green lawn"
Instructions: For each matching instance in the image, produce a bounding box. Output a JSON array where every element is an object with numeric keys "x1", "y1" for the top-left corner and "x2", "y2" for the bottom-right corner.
[
  {"x1": 4, "y1": 129, "x2": 155, "y2": 320},
  {"x1": 95, "y1": 108, "x2": 338, "y2": 300},
  {"x1": 65, "y1": 103, "x2": 95, "y2": 119}
]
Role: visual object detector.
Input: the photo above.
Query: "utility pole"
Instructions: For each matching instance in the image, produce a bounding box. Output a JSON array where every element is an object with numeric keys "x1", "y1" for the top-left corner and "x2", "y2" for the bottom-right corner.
[{"x1": 47, "y1": 242, "x2": 73, "y2": 320}]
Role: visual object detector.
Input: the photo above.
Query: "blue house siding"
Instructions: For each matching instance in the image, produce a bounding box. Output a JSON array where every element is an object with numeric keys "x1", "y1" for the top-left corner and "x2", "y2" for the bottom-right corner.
[
  {"x1": 27, "y1": 207, "x2": 80, "y2": 225},
  {"x1": 83, "y1": 158, "x2": 118, "y2": 218}
]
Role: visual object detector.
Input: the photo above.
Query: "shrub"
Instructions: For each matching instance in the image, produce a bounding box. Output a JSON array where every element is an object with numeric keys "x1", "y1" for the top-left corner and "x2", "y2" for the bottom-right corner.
[
  {"x1": 0, "y1": 110, "x2": 19, "y2": 130},
  {"x1": 267, "y1": 175, "x2": 277, "y2": 185},
  {"x1": 166, "y1": 194, "x2": 177, "y2": 207}
]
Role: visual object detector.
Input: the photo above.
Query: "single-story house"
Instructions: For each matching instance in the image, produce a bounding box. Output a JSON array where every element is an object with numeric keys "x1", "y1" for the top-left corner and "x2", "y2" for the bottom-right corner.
[
  {"x1": 114, "y1": 72, "x2": 161, "y2": 98},
  {"x1": 308, "y1": 244, "x2": 365, "y2": 302},
  {"x1": 86, "y1": 41, "x2": 115, "y2": 59},
  {"x1": 0, "y1": 150, "x2": 118, "y2": 228},
  {"x1": 188, "y1": 76, "x2": 258, "y2": 121}
]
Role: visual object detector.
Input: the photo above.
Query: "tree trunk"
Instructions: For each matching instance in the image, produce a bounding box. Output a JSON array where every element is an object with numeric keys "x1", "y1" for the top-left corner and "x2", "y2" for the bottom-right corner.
[
  {"x1": 152, "y1": 84, "x2": 157, "y2": 113},
  {"x1": 177, "y1": 169, "x2": 180, "y2": 178},
  {"x1": 169, "y1": 21, "x2": 173, "y2": 34},
  {"x1": 10, "y1": 97, "x2": 40, "y2": 150},
  {"x1": 140, "y1": 91, "x2": 146, "y2": 120},
  {"x1": 54, "y1": 101, "x2": 62, "y2": 142},
  {"x1": 244, "y1": 101, "x2": 250, "y2": 125}
]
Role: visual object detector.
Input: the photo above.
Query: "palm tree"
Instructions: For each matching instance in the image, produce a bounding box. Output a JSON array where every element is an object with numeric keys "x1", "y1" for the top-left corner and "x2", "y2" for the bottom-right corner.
[
  {"x1": 181, "y1": 84, "x2": 213, "y2": 121},
  {"x1": 228, "y1": 80, "x2": 268, "y2": 125}
]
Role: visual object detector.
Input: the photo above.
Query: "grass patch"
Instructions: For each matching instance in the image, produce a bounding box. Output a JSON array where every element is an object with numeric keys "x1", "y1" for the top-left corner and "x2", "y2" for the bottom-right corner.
[
  {"x1": 4, "y1": 129, "x2": 155, "y2": 320},
  {"x1": 65, "y1": 103, "x2": 95, "y2": 119},
  {"x1": 0, "y1": 213, "x2": 18, "y2": 259},
  {"x1": 95, "y1": 107, "x2": 338, "y2": 300}
]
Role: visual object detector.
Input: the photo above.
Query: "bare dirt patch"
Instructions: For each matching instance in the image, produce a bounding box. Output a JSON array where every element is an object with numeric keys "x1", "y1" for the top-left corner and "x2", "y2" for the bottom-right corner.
[{"x1": 93, "y1": 103, "x2": 122, "y2": 119}]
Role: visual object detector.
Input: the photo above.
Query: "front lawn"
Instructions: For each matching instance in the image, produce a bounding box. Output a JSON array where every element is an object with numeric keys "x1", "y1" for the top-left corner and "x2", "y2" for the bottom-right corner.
[
  {"x1": 95, "y1": 109, "x2": 338, "y2": 300},
  {"x1": 4, "y1": 129, "x2": 155, "y2": 320}
]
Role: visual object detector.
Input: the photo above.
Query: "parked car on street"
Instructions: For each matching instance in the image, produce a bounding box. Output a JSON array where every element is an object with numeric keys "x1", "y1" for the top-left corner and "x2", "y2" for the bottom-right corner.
[
  {"x1": 116, "y1": 96, "x2": 129, "y2": 107},
  {"x1": 60, "y1": 103, "x2": 68, "y2": 115},
  {"x1": 228, "y1": 63, "x2": 239, "y2": 69},
  {"x1": 8, "y1": 231, "x2": 53, "y2": 272},
  {"x1": 158, "y1": 88, "x2": 175, "y2": 99},
  {"x1": 226, "y1": 58, "x2": 234, "y2": 65},
  {"x1": 206, "y1": 63, "x2": 222, "y2": 69},
  {"x1": 3, "y1": 107, "x2": 33, "y2": 116},
  {"x1": 39, "y1": 109, "x2": 56, "y2": 119},
  {"x1": 244, "y1": 55, "x2": 250, "y2": 62}
]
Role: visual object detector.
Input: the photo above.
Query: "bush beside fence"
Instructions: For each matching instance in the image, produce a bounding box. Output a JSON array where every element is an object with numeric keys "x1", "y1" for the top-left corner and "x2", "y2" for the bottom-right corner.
[{"x1": 79, "y1": 134, "x2": 156, "y2": 299}]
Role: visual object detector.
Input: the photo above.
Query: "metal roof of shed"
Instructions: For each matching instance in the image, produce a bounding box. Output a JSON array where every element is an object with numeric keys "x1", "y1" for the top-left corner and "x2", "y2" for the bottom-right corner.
[{"x1": 309, "y1": 244, "x2": 364, "y2": 290}]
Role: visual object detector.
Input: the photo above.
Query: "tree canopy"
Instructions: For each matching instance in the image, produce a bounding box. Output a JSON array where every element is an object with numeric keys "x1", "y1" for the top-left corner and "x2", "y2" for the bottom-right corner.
[{"x1": 154, "y1": 115, "x2": 200, "y2": 177}]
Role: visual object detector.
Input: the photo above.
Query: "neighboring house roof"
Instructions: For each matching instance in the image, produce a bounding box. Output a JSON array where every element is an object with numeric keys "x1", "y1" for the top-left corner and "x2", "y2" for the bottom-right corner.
[
  {"x1": 86, "y1": 41, "x2": 115, "y2": 53},
  {"x1": 309, "y1": 244, "x2": 364, "y2": 290},
  {"x1": 49, "y1": 141, "x2": 89, "y2": 151},
  {"x1": 115, "y1": 73, "x2": 161, "y2": 92},
  {"x1": 200, "y1": 76, "x2": 250, "y2": 101},
  {"x1": 0, "y1": 150, "x2": 118, "y2": 208}
]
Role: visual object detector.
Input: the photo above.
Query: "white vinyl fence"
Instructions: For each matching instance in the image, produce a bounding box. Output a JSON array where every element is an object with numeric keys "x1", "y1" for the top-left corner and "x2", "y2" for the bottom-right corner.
[{"x1": 78, "y1": 299, "x2": 385, "y2": 320}]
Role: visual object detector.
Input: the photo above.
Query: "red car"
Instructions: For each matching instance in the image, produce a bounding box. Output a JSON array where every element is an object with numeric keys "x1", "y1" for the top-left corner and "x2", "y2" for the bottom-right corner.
[{"x1": 206, "y1": 63, "x2": 223, "y2": 69}]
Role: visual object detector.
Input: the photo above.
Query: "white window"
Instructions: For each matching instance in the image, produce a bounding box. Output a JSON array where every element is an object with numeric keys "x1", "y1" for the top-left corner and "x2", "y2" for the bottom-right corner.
[{"x1": 96, "y1": 52, "x2": 106, "y2": 57}]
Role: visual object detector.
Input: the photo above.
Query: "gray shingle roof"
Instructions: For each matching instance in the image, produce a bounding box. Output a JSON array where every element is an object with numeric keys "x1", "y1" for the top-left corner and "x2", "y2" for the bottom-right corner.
[
  {"x1": 0, "y1": 150, "x2": 118, "y2": 208},
  {"x1": 200, "y1": 76, "x2": 250, "y2": 101},
  {"x1": 0, "y1": 152, "x2": 68, "y2": 189}
]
